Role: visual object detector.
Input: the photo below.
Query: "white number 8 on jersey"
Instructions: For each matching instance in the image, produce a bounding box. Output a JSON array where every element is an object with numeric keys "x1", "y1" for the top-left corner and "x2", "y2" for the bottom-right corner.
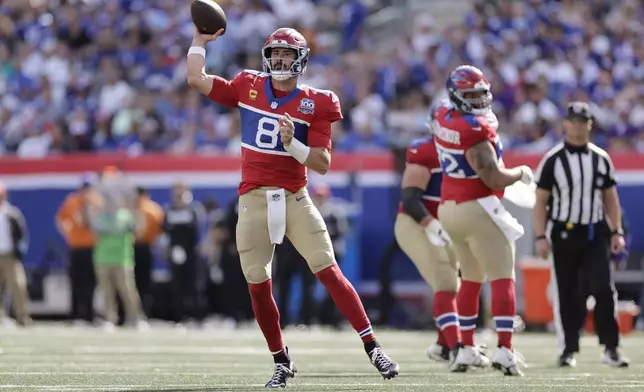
[{"x1": 255, "y1": 117, "x2": 281, "y2": 149}]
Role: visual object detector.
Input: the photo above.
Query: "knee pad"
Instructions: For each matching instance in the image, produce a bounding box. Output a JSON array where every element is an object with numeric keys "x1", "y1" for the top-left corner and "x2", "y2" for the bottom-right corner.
[
  {"x1": 486, "y1": 256, "x2": 515, "y2": 281},
  {"x1": 305, "y1": 249, "x2": 336, "y2": 274},
  {"x1": 460, "y1": 266, "x2": 487, "y2": 283},
  {"x1": 432, "y1": 264, "x2": 459, "y2": 292},
  {"x1": 241, "y1": 261, "x2": 271, "y2": 284}
]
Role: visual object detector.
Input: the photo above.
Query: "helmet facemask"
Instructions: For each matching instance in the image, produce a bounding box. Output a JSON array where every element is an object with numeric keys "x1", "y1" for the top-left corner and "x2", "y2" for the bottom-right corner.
[
  {"x1": 262, "y1": 45, "x2": 309, "y2": 81},
  {"x1": 452, "y1": 88, "x2": 493, "y2": 116}
]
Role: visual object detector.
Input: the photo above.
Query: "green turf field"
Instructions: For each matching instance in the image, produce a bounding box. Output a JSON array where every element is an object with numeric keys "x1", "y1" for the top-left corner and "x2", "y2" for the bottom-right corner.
[{"x1": 0, "y1": 323, "x2": 643, "y2": 391}]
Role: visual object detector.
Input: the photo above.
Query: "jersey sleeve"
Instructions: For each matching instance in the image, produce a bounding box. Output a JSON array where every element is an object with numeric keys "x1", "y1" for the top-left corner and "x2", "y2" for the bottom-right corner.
[
  {"x1": 445, "y1": 113, "x2": 494, "y2": 150},
  {"x1": 406, "y1": 140, "x2": 437, "y2": 169},
  {"x1": 307, "y1": 91, "x2": 343, "y2": 150},
  {"x1": 468, "y1": 115, "x2": 498, "y2": 146},
  {"x1": 207, "y1": 72, "x2": 249, "y2": 108}
]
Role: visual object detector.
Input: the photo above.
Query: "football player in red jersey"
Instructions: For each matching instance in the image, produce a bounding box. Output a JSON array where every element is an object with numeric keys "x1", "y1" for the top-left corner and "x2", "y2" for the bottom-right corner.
[
  {"x1": 186, "y1": 27, "x2": 399, "y2": 388},
  {"x1": 432, "y1": 65, "x2": 533, "y2": 376},
  {"x1": 395, "y1": 134, "x2": 490, "y2": 372}
]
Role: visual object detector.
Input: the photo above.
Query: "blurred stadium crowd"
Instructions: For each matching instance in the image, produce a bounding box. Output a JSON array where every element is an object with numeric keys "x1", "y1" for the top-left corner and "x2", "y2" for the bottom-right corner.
[{"x1": 1, "y1": 0, "x2": 644, "y2": 158}]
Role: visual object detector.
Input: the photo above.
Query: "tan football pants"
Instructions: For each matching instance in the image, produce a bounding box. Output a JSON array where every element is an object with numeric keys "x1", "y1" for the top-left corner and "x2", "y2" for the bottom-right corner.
[
  {"x1": 0, "y1": 254, "x2": 30, "y2": 324},
  {"x1": 438, "y1": 200, "x2": 515, "y2": 282},
  {"x1": 394, "y1": 213, "x2": 459, "y2": 292},
  {"x1": 236, "y1": 187, "x2": 336, "y2": 284},
  {"x1": 95, "y1": 265, "x2": 144, "y2": 324}
]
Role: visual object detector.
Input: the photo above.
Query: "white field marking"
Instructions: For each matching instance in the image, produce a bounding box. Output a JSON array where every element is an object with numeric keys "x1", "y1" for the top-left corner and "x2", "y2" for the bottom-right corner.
[
  {"x1": 0, "y1": 363, "x2": 230, "y2": 368},
  {"x1": 0, "y1": 383, "x2": 643, "y2": 390},
  {"x1": 0, "y1": 327, "x2": 573, "y2": 340},
  {"x1": 68, "y1": 346, "x2": 428, "y2": 355},
  {"x1": 0, "y1": 371, "x2": 218, "y2": 375},
  {"x1": 2, "y1": 372, "x2": 643, "y2": 380},
  {"x1": 0, "y1": 329, "x2": 432, "y2": 340},
  {"x1": 0, "y1": 386, "x2": 209, "y2": 391},
  {"x1": 0, "y1": 332, "x2": 585, "y2": 345},
  {"x1": 1, "y1": 348, "x2": 560, "y2": 360}
]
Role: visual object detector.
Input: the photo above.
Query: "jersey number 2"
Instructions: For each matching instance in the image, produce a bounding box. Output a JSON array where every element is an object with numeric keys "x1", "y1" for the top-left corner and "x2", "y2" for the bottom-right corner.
[
  {"x1": 256, "y1": 117, "x2": 281, "y2": 149},
  {"x1": 438, "y1": 149, "x2": 466, "y2": 178}
]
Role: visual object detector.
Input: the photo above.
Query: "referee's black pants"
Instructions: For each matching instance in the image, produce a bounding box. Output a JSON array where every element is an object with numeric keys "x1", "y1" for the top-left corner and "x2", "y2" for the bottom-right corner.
[
  {"x1": 550, "y1": 222, "x2": 619, "y2": 354},
  {"x1": 134, "y1": 242, "x2": 153, "y2": 317},
  {"x1": 68, "y1": 247, "x2": 95, "y2": 322}
]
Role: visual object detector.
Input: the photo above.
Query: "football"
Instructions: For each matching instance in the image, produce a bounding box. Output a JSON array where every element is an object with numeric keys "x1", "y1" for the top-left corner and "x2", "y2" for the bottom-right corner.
[{"x1": 191, "y1": 0, "x2": 227, "y2": 35}]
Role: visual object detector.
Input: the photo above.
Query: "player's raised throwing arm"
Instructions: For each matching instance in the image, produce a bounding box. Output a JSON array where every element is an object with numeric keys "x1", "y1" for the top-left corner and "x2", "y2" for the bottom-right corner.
[
  {"x1": 186, "y1": 28, "x2": 240, "y2": 107},
  {"x1": 186, "y1": 28, "x2": 223, "y2": 95},
  {"x1": 465, "y1": 141, "x2": 532, "y2": 190}
]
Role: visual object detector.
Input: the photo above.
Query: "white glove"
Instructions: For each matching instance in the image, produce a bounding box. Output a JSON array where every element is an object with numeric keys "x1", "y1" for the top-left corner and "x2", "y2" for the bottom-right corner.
[
  {"x1": 518, "y1": 165, "x2": 533, "y2": 185},
  {"x1": 425, "y1": 219, "x2": 452, "y2": 247}
]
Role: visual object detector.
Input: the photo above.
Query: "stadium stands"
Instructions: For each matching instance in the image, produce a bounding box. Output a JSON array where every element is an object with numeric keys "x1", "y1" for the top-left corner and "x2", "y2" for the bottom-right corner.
[{"x1": 1, "y1": 0, "x2": 642, "y2": 157}]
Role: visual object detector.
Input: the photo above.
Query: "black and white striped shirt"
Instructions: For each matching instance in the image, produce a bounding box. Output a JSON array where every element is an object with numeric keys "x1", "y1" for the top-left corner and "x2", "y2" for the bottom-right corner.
[{"x1": 534, "y1": 142, "x2": 616, "y2": 224}]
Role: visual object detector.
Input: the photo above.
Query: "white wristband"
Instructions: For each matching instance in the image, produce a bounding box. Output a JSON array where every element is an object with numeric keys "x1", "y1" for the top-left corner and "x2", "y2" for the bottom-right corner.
[
  {"x1": 284, "y1": 138, "x2": 310, "y2": 164},
  {"x1": 188, "y1": 46, "x2": 206, "y2": 59}
]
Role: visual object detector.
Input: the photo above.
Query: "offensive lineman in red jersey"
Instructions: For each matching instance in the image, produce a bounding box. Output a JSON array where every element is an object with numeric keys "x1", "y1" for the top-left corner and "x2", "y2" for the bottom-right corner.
[
  {"x1": 432, "y1": 65, "x2": 533, "y2": 376},
  {"x1": 186, "y1": 27, "x2": 399, "y2": 388},
  {"x1": 395, "y1": 135, "x2": 490, "y2": 372}
]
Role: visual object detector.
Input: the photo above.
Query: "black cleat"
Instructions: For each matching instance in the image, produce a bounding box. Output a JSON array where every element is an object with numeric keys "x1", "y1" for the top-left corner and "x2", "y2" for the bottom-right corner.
[
  {"x1": 558, "y1": 352, "x2": 576, "y2": 367},
  {"x1": 265, "y1": 360, "x2": 297, "y2": 388},
  {"x1": 368, "y1": 346, "x2": 400, "y2": 380}
]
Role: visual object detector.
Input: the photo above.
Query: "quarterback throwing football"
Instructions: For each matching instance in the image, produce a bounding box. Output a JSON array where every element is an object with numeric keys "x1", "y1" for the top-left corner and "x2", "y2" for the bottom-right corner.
[{"x1": 187, "y1": 27, "x2": 399, "y2": 388}]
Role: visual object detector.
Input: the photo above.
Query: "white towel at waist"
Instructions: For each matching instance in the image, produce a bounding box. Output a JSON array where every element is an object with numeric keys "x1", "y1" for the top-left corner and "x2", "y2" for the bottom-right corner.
[
  {"x1": 476, "y1": 195, "x2": 524, "y2": 243},
  {"x1": 266, "y1": 189, "x2": 286, "y2": 244}
]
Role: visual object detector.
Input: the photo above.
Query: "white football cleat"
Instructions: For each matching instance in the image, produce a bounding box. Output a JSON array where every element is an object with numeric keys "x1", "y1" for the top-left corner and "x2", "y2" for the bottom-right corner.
[
  {"x1": 492, "y1": 346, "x2": 525, "y2": 376},
  {"x1": 102, "y1": 321, "x2": 116, "y2": 333},
  {"x1": 448, "y1": 345, "x2": 490, "y2": 372},
  {"x1": 427, "y1": 343, "x2": 449, "y2": 362}
]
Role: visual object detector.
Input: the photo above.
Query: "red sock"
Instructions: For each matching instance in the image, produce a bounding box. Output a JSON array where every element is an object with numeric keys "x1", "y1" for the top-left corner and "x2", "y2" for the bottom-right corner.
[
  {"x1": 457, "y1": 280, "x2": 481, "y2": 347},
  {"x1": 490, "y1": 278, "x2": 516, "y2": 349},
  {"x1": 437, "y1": 330, "x2": 447, "y2": 347},
  {"x1": 248, "y1": 280, "x2": 285, "y2": 354},
  {"x1": 433, "y1": 291, "x2": 461, "y2": 349},
  {"x1": 315, "y1": 264, "x2": 375, "y2": 343}
]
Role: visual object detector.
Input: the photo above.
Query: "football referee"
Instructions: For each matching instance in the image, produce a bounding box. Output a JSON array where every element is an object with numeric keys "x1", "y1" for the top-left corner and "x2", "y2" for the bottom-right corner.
[{"x1": 533, "y1": 102, "x2": 629, "y2": 368}]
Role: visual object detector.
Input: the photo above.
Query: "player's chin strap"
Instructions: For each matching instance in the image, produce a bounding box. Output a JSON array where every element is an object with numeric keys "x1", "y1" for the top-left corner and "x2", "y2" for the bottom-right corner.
[{"x1": 284, "y1": 139, "x2": 310, "y2": 164}]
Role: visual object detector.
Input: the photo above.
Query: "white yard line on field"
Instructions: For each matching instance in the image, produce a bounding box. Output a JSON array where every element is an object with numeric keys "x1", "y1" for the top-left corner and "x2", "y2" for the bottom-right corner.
[
  {"x1": 1, "y1": 372, "x2": 644, "y2": 384},
  {"x1": 0, "y1": 346, "x2": 426, "y2": 355},
  {"x1": 0, "y1": 383, "x2": 643, "y2": 390},
  {"x1": 0, "y1": 385, "x2": 208, "y2": 391}
]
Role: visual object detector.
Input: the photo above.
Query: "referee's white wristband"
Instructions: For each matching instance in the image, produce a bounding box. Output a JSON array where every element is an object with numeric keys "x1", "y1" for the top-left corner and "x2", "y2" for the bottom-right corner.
[
  {"x1": 188, "y1": 46, "x2": 206, "y2": 59},
  {"x1": 284, "y1": 138, "x2": 310, "y2": 164}
]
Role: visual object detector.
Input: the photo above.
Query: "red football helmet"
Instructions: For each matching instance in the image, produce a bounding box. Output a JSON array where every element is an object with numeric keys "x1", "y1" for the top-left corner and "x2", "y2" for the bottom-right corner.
[
  {"x1": 262, "y1": 28, "x2": 310, "y2": 81},
  {"x1": 446, "y1": 65, "x2": 493, "y2": 115}
]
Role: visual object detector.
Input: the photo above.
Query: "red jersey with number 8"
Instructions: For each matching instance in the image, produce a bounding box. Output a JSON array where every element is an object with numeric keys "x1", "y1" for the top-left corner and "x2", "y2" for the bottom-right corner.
[
  {"x1": 207, "y1": 70, "x2": 343, "y2": 195},
  {"x1": 431, "y1": 103, "x2": 504, "y2": 203}
]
